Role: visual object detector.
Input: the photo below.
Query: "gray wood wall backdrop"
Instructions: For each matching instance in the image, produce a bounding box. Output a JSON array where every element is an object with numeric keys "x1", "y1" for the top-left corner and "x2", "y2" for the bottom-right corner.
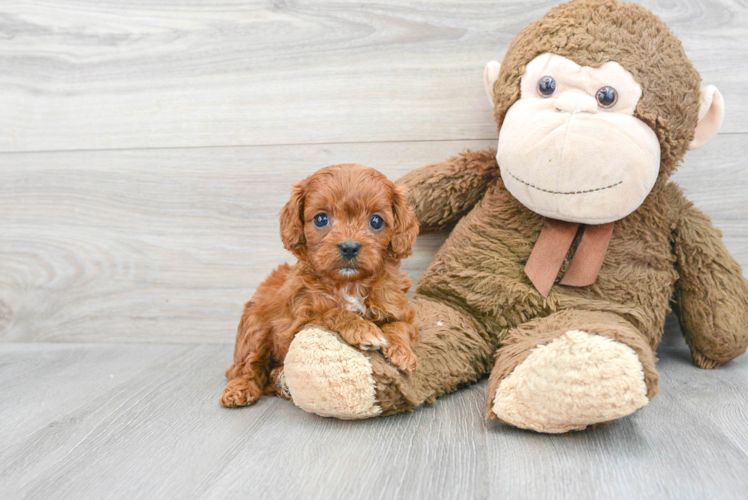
[{"x1": 1, "y1": 0, "x2": 747, "y2": 346}]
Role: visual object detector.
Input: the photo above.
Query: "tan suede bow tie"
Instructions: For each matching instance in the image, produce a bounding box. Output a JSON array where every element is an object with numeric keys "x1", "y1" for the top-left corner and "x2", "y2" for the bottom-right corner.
[{"x1": 524, "y1": 219, "x2": 614, "y2": 297}]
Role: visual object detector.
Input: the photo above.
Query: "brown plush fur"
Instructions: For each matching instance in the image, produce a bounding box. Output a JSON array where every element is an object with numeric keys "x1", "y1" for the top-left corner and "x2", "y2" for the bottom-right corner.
[
  {"x1": 220, "y1": 164, "x2": 419, "y2": 408},
  {"x1": 342, "y1": 0, "x2": 748, "y2": 423}
]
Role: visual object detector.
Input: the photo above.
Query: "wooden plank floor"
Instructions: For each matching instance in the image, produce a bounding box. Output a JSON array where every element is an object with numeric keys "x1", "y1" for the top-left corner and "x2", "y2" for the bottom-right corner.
[
  {"x1": 2, "y1": 0, "x2": 748, "y2": 498},
  {"x1": 2, "y1": 338, "x2": 748, "y2": 499}
]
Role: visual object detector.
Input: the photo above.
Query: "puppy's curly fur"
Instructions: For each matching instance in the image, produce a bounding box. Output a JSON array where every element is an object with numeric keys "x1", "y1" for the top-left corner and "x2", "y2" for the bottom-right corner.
[{"x1": 220, "y1": 164, "x2": 420, "y2": 408}]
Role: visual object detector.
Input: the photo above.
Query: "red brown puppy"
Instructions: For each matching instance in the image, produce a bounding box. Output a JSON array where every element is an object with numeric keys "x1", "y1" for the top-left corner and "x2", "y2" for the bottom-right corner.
[{"x1": 220, "y1": 164, "x2": 420, "y2": 408}]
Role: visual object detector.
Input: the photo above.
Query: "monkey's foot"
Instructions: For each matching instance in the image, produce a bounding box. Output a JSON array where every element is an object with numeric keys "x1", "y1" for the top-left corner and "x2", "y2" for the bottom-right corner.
[
  {"x1": 283, "y1": 325, "x2": 382, "y2": 419},
  {"x1": 491, "y1": 330, "x2": 649, "y2": 433}
]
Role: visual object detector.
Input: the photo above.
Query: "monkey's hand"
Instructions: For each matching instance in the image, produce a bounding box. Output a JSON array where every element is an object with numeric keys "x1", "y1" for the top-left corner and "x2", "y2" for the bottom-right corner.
[
  {"x1": 673, "y1": 194, "x2": 748, "y2": 368},
  {"x1": 316, "y1": 308, "x2": 388, "y2": 351},
  {"x1": 396, "y1": 149, "x2": 500, "y2": 233}
]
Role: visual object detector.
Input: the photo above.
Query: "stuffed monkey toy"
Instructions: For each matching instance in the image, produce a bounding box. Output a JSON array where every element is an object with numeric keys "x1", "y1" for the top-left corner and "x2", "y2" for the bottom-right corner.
[{"x1": 279, "y1": 0, "x2": 748, "y2": 432}]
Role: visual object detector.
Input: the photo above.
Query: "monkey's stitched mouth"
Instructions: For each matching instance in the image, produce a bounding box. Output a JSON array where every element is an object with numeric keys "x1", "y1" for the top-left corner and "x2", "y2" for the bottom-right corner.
[{"x1": 507, "y1": 171, "x2": 623, "y2": 195}]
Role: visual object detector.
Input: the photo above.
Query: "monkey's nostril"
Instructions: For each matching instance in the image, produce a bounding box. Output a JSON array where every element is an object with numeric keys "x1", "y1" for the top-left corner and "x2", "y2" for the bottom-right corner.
[{"x1": 338, "y1": 241, "x2": 361, "y2": 260}]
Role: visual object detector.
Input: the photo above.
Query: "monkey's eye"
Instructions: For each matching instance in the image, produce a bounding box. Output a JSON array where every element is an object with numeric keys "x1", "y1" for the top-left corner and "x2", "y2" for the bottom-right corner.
[
  {"x1": 537, "y1": 76, "x2": 556, "y2": 97},
  {"x1": 596, "y1": 86, "x2": 618, "y2": 108},
  {"x1": 369, "y1": 214, "x2": 384, "y2": 231},
  {"x1": 313, "y1": 213, "x2": 329, "y2": 228}
]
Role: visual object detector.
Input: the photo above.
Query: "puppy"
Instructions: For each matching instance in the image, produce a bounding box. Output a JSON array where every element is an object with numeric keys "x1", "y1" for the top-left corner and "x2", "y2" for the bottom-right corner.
[{"x1": 220, "y1": 164, "x2": 420, "y2": 408}]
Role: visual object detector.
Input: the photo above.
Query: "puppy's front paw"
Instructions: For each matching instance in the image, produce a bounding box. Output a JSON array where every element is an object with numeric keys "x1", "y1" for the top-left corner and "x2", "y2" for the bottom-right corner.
[
  {"x1": 384, "y1": 343, "x2": 418, "y2": 373},
  {"x1": 220, "y1": 377, "x2": 262, "y2": 408},
  {"x1": 340, "y1": 320, "x2": 388, "y2": 351}
]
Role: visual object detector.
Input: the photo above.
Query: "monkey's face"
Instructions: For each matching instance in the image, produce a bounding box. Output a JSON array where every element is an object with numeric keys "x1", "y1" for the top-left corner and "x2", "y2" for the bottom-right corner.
[{"x1": 495, "y1": 53, "x2": 661, "y2": 225}]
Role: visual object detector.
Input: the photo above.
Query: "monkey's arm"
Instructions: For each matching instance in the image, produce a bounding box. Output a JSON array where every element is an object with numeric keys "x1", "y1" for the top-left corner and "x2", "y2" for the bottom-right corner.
[
  {"x1": 673, "y1": 193, "x2": 748, "y2": 368},
  {"x1": 396, "y1": 149, "x2": 499, "y2": 232}
]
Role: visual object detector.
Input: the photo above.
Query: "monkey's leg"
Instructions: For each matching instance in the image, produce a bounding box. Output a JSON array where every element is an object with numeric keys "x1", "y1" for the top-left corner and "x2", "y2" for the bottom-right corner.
[
  {"x1": 486, "y1": 309, "x2": 659, "y2": 433},
  {"x1": 281, "y1": 295, "x2": 495, "y2": 419}
]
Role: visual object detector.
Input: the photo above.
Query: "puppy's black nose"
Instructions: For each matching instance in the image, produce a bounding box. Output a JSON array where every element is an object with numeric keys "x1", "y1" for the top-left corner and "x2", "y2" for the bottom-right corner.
[{"x1": 339, "y1": 241, "x2": 361, "y2": 260}]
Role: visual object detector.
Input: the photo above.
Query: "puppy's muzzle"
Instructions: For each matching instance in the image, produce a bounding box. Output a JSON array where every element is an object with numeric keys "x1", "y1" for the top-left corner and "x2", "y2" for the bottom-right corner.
[{"x1": 338, "y1": 241, "x2": 361, "y2": 260}]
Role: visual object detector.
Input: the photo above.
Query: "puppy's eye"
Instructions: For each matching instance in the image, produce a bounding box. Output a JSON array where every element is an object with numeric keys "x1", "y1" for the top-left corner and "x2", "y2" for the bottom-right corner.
[
  {"x1": 313, "y1": 213, "x2": 329, "y2": 228},
  {"x1": 537, "y1": 76, "x2": 556, "y2": 97},
  {"x1": 369, "y1": 214, "x2": 384, "y2": 231}
]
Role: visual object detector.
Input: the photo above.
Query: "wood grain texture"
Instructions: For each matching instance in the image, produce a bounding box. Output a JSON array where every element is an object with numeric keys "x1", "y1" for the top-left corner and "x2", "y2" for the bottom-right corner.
[
  {"x1": 1, "y1": 136, "x2": 746, "y2": 344},
  {"x1": 1, "y1": 343, "x2": 747, "y2": 499},
  {"x1": 0, "y1": 139, "x2": 471, "y2": 343},
  {"x1": 0, "y1": 0, "x2": 747, "y2": 153},
  {"x1": 2, "y1": 1, "x2": 748, "y2": 498}
]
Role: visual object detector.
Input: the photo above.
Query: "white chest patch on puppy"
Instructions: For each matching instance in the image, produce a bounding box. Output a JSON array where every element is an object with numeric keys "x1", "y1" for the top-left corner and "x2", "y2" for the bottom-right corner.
[{"x1": 339, "y1": 285, "x2": 367, "y2": 315}]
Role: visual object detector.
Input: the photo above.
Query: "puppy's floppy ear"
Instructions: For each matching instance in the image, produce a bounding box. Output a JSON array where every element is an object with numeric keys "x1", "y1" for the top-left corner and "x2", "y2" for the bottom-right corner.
[
  {"x1": 279, "y1": 180, "x2": 307, "y2": 257},
  {"x1": 389, "y1": 184, "x2": 419, "y2": 260}
]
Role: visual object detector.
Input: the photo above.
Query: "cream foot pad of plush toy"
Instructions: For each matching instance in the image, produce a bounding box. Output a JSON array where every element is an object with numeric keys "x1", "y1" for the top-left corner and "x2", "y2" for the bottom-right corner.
[
  {"x1": 284, "y1": 326, "x2": 382, "y2": 419},
  {"x1": 491, "y1": 330, "x2": 649, "y2": 433}
]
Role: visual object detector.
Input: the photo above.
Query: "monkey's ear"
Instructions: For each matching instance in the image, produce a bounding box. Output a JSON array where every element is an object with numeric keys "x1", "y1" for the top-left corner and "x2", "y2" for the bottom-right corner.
[
  {"x1": 389, "y1": 185, "x2": 419, "y2": 260},
  {"x1": 483, "y1": 61, "x2": 502, "y2": 107},
  {"x1": 689, "y1": 85, "x2": 724, "y2": 150},
  {"x1": 278, "y1": 180, "x2": 307, "y2": 257}
]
